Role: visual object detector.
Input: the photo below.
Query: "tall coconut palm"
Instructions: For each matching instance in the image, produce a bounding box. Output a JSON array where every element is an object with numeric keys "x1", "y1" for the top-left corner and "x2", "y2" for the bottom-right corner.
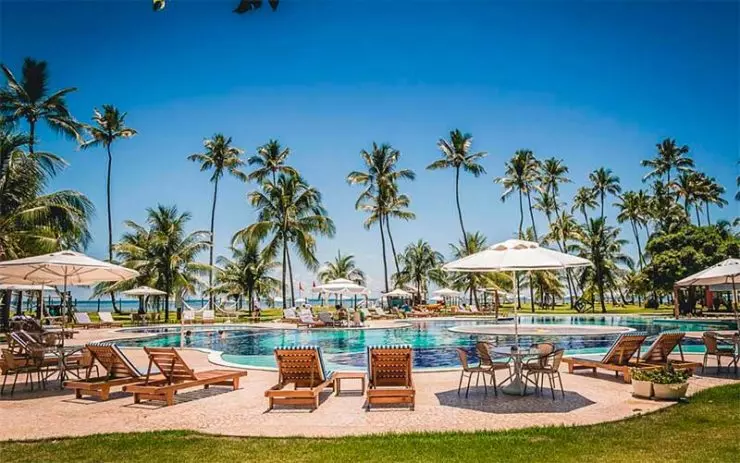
[
  {"x1": 317, "y1": 251, "x2": 366, "y2": 286},
  {"x1": 347, "y1": 143, "x2": 414, "y2": 290},
  {"x1": 495, "y1": 149, "x2": 539, "y2": 238},
  {"x1": 671, "y1": 170, "x2": 703, "y2": 223},
  {"x1": 213, "y1": 237, "x2": 280, "y2": 313},
  {"x1": 615, "y1": 191, "x2": 648, "y2": 268},
  {"x1": 427, "y1": 130, "x2": 486, "y2": 250},
  {"x1": 694, "y1": 173, "x2": 727, "y2": 225},
  {"x1": 393, "y1": 240, "x2": 443, "y2": 303},
  {"x1": 649, "y1": 180, "x2": 689, "y2": 234},
  {"x1": 641, "y1": 138, "x2": 694, "y2": 188},
  {"x1": 447, "y1": 231, "x2": 491, "y2": 307},
  {"x1": 235, "y1": 174, "x2": 335, "y2": 308},
  {"x1": 247, "y1": 139, "x2": 298, "y2": 184},
  {"x1": 0, "y1": 122, "x2": 65, "y2": 199},
  {"x1": 572, "y1": 187, "x2": 597, "y2": 224},
  {"x1": 187, "y1": 133, "x2": 246, "y2": 305},
  {"x1": 384, "y1": 192, "x2": 416, "y2": 274},
  {"x1": 589, "y1": 167, "x2": 621, "y2": 221},
  {"x1": 0, "y1": 58, "x2": 82, "y2": 154},
  {"x1": 539, "y1": 157, "x2": 570, "y2": 238}
]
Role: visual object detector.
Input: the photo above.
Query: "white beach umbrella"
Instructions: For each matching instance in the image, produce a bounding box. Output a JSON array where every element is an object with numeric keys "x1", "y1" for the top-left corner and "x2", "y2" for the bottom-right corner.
[
  {"x1": 675, "y1": 258, "x2": 740, "y2": 330},
  {"x1": 122, "y1": 286, "x2": 167, "y2": 296},
  {"x1": 432, "y1": 288, "x2": 460, "y2": 297},
  {"x1": 313, "y1": 278, "x2": 367, "y2": 294},
  {"x1": 382, "y1": 288, "x2": 411, "y2": 298},
  {"x1": 0, "y1": 283, "x2": 56, "y2": 292}
]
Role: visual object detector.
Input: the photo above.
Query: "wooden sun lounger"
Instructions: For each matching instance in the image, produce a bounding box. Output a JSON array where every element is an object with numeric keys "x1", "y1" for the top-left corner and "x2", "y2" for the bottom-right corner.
[
  {"x1": 72, "y1": 313, "x2": 102, "y2": 329},
  {"x1": 64, "y1": 343, "x2": 161, "y2": 401},
  {"x1": 265, "y1": 346, "x2": 335, "y2": 410},
  {"x1": 367, "y1": 345, "x2": 415, "y2": 410},
  {"x1": 98, "y1": 312, "x2": 124, "y2": 328},
  {"x1": 640, "y1": 332, "x2": 701, "y2": 372},
  {"x1": 122, "y1": 347, "x2": 247, "y2": 406},
  {"x1": 563, "y1": 333, "x2": 648, "y2": 383}
]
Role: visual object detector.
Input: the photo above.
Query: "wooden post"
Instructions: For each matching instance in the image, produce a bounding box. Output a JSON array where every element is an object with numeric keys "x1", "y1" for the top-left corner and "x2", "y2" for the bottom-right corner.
[{"x1": 673, "y1": 286, "x2": 680, "y2": 319}]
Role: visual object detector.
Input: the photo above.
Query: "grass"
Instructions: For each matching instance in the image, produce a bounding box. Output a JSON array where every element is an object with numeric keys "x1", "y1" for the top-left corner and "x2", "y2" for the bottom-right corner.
[{"x1": 2, "y1": 384, "x2": 738, "y2": 463}]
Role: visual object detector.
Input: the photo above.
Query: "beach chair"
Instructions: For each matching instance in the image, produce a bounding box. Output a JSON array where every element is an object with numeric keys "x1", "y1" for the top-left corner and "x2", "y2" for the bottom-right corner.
[
  {"x1": 182, "y1": 310, "x2": 195, "y2": 324},
  {"x1": 201, "y1": 309, "x2": 215, "y2": 324},
  {"x1": 64, "y1": 343, "x2": 162, "y2": 401},
  {"x1": 98, "y1": 312, "x2": 123, "y2": 328},
  {"x1": 317, "y1": 311, "x2": 336, "y2": 327},
  {"x1": 373, "y1": 307, "x2": 395, "y2": 319},
  {"x1": 265, "y1": 346, "x2": 335, "y2": 410},
  {"x1": 122, "y1": 347, "x2": 247, "y2": 406},
  {"x1": 640, "y1": 332, "x2": 701, "y2": 372},
  {"x1": 282, "y1": 308, "x2": 299, "y2": 322},
  {"x1": 359, "y1": 308, "x2": 377, "y2": 320},
  {"x1": 562, "y1": 333, "x2": 648, "y2": 383},
  {"x1": 297, "y1": 311, "x2": 325, "y2": 328},
  {"x1": 702, "y1": 331, "x2": 738, "y2": 374},
  {"x1": 73, "y1": 312, "x2": 102, "y2": 329},
  {"x1": 366, "y1": 345, "x2": 415, "y2": 410}
]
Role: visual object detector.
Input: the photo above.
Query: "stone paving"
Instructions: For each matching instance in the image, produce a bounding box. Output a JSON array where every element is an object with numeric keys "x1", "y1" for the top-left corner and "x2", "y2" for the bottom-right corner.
[{"x1": 1, "y1": 327, "x2": 737, "y2": 441}]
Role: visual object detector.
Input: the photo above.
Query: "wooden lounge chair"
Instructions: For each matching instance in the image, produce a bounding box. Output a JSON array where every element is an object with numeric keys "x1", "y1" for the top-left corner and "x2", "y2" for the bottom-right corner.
[
  {"x1": 563, "y1": 333, "x2": 648, "y2": 383},
  {"x1": 201, "y1": 309, "x2": 215, "y2": 324},
  {"x1": 64, "y1": 343, "x2": 161, "y2": 401},
  {"x1": 98, "y1": 312, "x2": 124, "y2": 328},
  {"x1": 182, "y1": 310, "x2": 195, "y2": 324},
  {"x1": 366, "y1": 345, "x2": 415, "y2": 410},
  {"x1": 640, "y1": 332, "x2": 701, "y2": 372},
  {"x1": 702, "y1": 331, "x2": 738, "y2": 374},
  {"x1": 373, "y1": 307, "x2": 396, "y2": 319},
  {"x1": 73, "y1": 312, "x2": 102, "y2": 329},
  {"x1": 282, "y1": 308, "x2": 299, "y2": 323},
  {"x1": 265, "y1": 346, "x2": 334, "y2": 410},
  {"x1": 123, "y1": 347, "x2": 247, "y2": 406},
  {"x1": 297, "y1": 311, "x2": 325, "y2": 328},
  {"x1": 317, "y1": 311, "x2": 336, "y2": 327}
]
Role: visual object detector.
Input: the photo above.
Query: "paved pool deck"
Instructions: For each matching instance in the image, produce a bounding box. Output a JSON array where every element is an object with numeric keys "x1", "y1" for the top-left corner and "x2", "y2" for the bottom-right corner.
[{"x1": 1, "y1": 326, "x2": 738, "y2": 441}]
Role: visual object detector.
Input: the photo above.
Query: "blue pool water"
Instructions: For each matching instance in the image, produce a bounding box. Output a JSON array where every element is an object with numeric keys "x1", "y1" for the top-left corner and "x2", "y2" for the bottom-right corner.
[{"x1": 116, "y1": 316, "x2": 737, "y2": 370}]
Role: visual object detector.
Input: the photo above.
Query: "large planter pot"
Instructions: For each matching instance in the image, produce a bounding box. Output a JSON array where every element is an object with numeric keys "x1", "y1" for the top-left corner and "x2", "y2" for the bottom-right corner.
[
  {"x1": 632, "y1": 379, "x2": 653, "y2": 399},
  {"x1": 652, "y1": 382, "x2": 689, "y2": 401}
]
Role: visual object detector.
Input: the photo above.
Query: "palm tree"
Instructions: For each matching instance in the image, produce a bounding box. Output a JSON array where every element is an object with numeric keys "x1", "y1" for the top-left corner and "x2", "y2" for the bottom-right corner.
[
  {"x1": 589, "y1": 167, "x2": 621, "y2": 221},
  {"x1": 572, "y1": 186, "x2": 597, "y2": 223},
  {"x1": 649, "y1": 180, "x2": 689, "y2": 234},
  {"x1": 384, "y1": 192, "x2": 416, "y2": 274},
  {"x1": 671, "y1": 170, "x2": 704, "y2": 223},
  {"x1": 495, "y1": 149, "x2": 539, "y2": 238},
  {"x1": 571, "y1": 218, "x2": 630, "y2": 313},
  {"x1": 213, "y1": 237, "x2": 280, "y2": 313},
  {"x1": 641, "y1": 138, "x2": 694, "y2": 187},
  {"x1": 615, "y1": 191, "x2": 648, "y2": 268},
  {"x1": 317, "y1": 251, "x2": 366, "y2": 285},
  {"x1": 111, "y1": 205, "x2": 210, "y2": 321},
  {"x1": 427, "y1": 130, "x2": 486, "y2": 249},
  {"x1": 533, "y1": 191, "x2": 559, "y2": 231},
  {"x1": 694, "y1": 174, "x2": 727, "y2": 225},
  {"x1": 0, "y1": 58, "x2": 82, "y2": 154},
  {"x1": 448, "y1": 231, "x2": 491, "y2": 308},
  {"x1": 393, "y1": 240, "x2": 443, "y2": 304},
  {"x1": 235, "y1": 174, "x2": 335, "y2": 308},
  {"x1": 347, "y1": 143, "x2": 414, "y2": 290},
  {"x1": 247, "y1": 139, "x2": 298, "y2": 184},
  {"x1": 187, "y1": 133, "x2": 246, "y2": 305}
]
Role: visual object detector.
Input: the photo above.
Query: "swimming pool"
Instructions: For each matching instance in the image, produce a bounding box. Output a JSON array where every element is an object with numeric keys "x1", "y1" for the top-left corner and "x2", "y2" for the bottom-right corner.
[{"x1": 116, "y1": 316, "x2": 737, "y2": 371}]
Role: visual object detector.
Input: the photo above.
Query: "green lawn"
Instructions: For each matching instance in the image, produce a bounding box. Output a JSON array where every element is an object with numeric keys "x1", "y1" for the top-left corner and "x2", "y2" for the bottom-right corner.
[{"x1": 2, "y1": 384, "x2": 738, "y2": 463}]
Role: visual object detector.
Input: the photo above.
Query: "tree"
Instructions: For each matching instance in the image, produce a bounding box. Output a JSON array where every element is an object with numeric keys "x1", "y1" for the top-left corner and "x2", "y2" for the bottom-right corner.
[
  {"x1": 427, "y1": 129, "x2": 486, "y2": 249},
  {"x1": 672, "y1": 170, "x2": 704, "y2": 223},
  {"x1": 109, "y1": 205, "x2": 210, "y2": 321},
  {"x1": 0, "y1": 58, "x2": 82, "y2": 154},
  {"x1": 649, "y1": 180, "x2": 689, "y2": 234},
  {"x1": 572, "y1": 218, "x2": 630, "y2": 313},
  {"x1": 235, "y1": 174, "x2": 335, "y2": 308},
  {"x1": 247, "y1": 139, "x2": 297, "y2": 184},
  {"x1": 317, "y1": 251, "x2": 366, "y2": 285},
  {"x1": 496, "y1": 149, "x2": 539, "y2": 238},
  {"x1": 393, "y1": 240, "x2": 444, "y2": 304},
  {"x1": 694, "y1": 173, "x2": 727, "y2": 226},
  {"x1": 383, "y1": 192, "x2": 416, "y2": 274},
  {"x1": 348, "y1": 142, "x2": 414, "y2": 290},
  {"x1": 188, "y1": 133, "x2": 246, "y2": 305},
  {"x1": 447, "y1": 232, "x2": 497, "y2": 306},
  {"x1": 641, "y1": 138, "x2": 694, "y2": 188},
  {"x1": 589, "y1": 167, "x2": 621, "y2": 221},
  {"x1": 572, "y1": 186, "x2": 597, "y2": 224},
  {"x1": 213, "y1": 236, "x2": 280, "y2": 313},
  {"x1": 615, "y1": 191, "x2": 648, "y2": 268}
]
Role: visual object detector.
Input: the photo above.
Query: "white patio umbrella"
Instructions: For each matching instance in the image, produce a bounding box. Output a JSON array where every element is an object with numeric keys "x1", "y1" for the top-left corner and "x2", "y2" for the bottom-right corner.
[
  {"x1": 675, "y1": 258, "x2": 740, "y2": 330},
  {"x1": 383, "y1": 288, "x2": 411, "y2": 298},
  {"x1": 0, "y1": 250, "x2": 139, "y2": 320},
  {"x1": 443, "y1": 239, "x2": 591, "y2": 394},
  {"x1": 313, "y1": 278, "x2": 367, "y2": 294},
  {"x1": 0, "y1": 283, "x2": 56, "y2": 292},
  {"x1": 121, "y1": 286, "x2": 166, "y2": 296},
  {"x1": 432, "y1": 288, "x2": 460, "y2": 297}
]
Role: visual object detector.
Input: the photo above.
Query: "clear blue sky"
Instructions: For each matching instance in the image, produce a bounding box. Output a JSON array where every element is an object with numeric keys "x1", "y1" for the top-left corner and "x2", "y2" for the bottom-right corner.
[{"x1": 1, "y1": 0, "x2": 738, "y2": 297}]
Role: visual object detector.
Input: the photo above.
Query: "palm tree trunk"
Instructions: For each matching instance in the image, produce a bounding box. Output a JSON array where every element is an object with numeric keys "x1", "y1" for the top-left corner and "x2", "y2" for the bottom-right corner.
[
  {"x1": 105, "y1": 143, "x2": 119, "y2": 313},
  {"x1": 695, "y1": 205, "x2": 701, "y2": 226},
  {"x1": 526, "y1": 191, "x2": 538, "y2": 240},
  {"x1": 208, "y1": 178, "x2": 219, "y2": 308},
  {"x1": 598, "y1": 270, "x2": 607, "y2": 313},
  {"x1": 385, "y1": 215, "x2": 400, "y2": 275},
  {"x1": 582, "y1": 209, "x2": 589, "y2": 224},
  {"x1": 287, "y1": 247, "x2": 295, "y2": 306},
  {"x1": 705, "y1": 201, "x2": 711, "y2": 225},
  {"x1": 600, "y1": 192, "x2": 605, "y2": 221},
  {"x1": 28, "y1": 119, "x2": 35, "y2": 154},
  {"x1": 454, "y1": 167, "x2": 468, "y2": 250},
  {"x1": 517, "y1": 190, "x2": 524, "y2": 238},
  {"x1": 631, "y1": 220, "x2": 644, "y2": 269},
  {"x1": 378, "y1": 215, "x2": 389, "y2": 292},
  {"x1": 281, "y1": 236, "x2": 287, "y2": 309},
  {"x1": 529, "y1": 274, "x2": 535, "y2": 313}
]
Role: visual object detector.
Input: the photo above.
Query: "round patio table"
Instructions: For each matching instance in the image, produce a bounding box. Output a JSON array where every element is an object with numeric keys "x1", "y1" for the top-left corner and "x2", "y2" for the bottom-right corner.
[
  {"x1": 491, "y1": 346, "x2": 540, "y2": 396},
  {"x1": 44, "y1": 345, "x2": 84, "y2": 388}
]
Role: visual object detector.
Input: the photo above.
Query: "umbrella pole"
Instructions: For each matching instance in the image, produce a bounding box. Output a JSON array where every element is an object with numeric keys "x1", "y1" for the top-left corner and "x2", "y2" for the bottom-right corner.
[
  {"x1": 512, "y1": 271, "x2": 519, "y2": 345},
  {"x1": 732, "y1": 275, "x2": 739, "y2": 335}
]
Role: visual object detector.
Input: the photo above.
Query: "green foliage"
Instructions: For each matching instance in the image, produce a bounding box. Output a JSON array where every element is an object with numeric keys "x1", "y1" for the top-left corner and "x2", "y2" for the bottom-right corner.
[
  {"x1": 642, "y1": 225, "x2": 740, "y2": 292},
  {"x1": 631, "y1": 365, "x2": 691, "y2": 384}
]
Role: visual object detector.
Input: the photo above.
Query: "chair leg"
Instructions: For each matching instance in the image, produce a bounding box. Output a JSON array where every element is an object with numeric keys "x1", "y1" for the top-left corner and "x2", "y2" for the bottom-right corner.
[
  {"x1": 557, "y1": 373, "x2": 565, "y2": 398},
  {"x1": 492, "y1": 370, "x2": 498, "y2": 396},
  {"x1": 457, "y1": 371, "x2": 464, "y2": 395},
  {"x1": 481, "y1": 372, "x2": 487, "y2": 395},
  {"x1": 702, "y1": 354, "x2": 707, "y2": 373},
  {"x1": 465, "y1": 372, "x2": 472, "y2": 398},
  {"x1": 11, "y1": 371, "x2": 19, "y2": 396},
  {"x1": 549, "y1": 374, "x2": 556, "y2": 400},
  {"x1": 1, "y1": 373, "x2": 8, "y2": 395}
]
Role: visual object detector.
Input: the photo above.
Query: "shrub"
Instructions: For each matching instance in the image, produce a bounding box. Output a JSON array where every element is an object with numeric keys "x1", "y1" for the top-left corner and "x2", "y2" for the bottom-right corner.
[{"x1": 630, "y1": 365, "x2": 691, "y2": 384}]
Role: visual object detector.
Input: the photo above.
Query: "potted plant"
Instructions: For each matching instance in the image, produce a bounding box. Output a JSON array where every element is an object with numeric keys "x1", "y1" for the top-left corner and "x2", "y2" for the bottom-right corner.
[
  {"x1": 650, "y1": 366, "x2": 691, "y2": 400},
  {"x1": 630, "y1": 368, "x2": 654, "y2": 398}
]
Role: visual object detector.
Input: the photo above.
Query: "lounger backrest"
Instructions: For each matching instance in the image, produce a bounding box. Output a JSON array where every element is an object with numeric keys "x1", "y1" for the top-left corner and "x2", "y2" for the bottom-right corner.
[
  {"x1": 143, "y1": 347, "x2": 197, "y2": 384},
  {"x1": 602, "y1": 333, "x2": 647, "y2": 365},
  {"x1": 642, "y1": 332, "x2": 685, "y2": 363},
  {"x1": 283, "y1": 308, "x2": 297, "y2": 319},
  {"x1": 202, "y1": 310, "x2": 215, "y2": 320},
  {"x1": 274, "y1": 346, "x2": 329, "y2": 387},
  {"x1": 318, "y1": 312, "x2": 333, "y2": 324},
  {"x1": 702, "y1": 332, "x2": 720, "y2": 354},
  {"x1": 367, "y1": 345, "x2": 413, "y2": 388},
  {"x1": 299, "y1": 312, "x2": 315, "y2": 324},
  {"x1": 98, "y1": 312, "x2": 115, "y2": 323},
  {"x1": 182, "y1": 310, "x2": 195, "y2": 321},
  {"x1": 374, "y1": 308, "x2": 387, "y2": 316},
  {"x1": 75, "y1": 312, "x2": 92, "y2": 324},
  {"x1": 87, "y1": 342, "x2": 144, "y2": 379},
  {"x1": 469, "y1": 306, "x2": 479, "y2": 313}
]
